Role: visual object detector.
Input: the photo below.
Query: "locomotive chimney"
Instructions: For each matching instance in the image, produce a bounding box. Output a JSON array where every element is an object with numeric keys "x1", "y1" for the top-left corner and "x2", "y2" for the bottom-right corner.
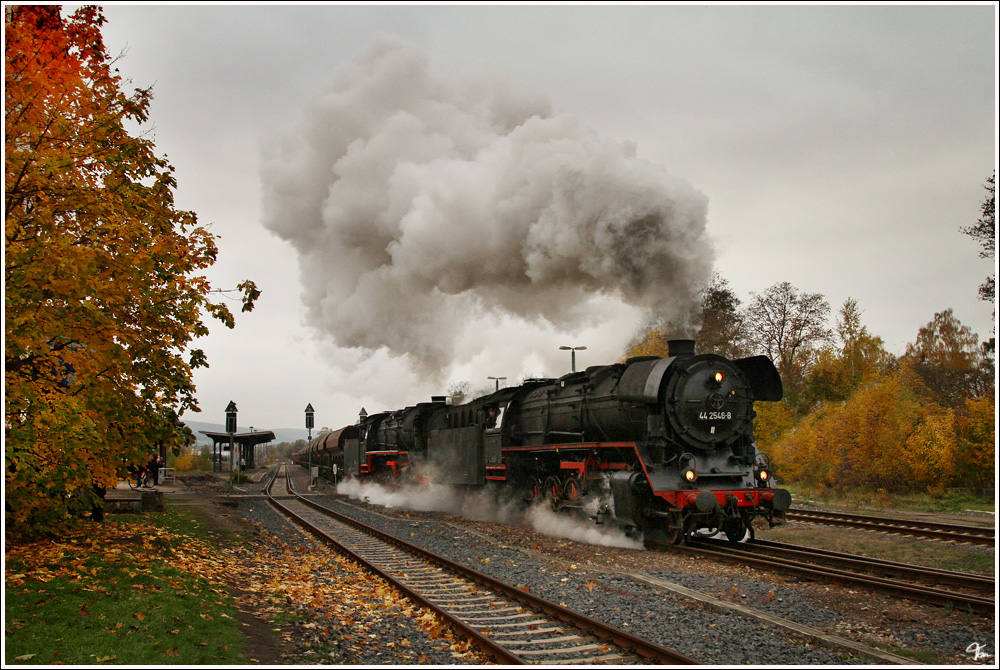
[{"x1": 668, "y1": 339, "x2": 696, "y2": 358}]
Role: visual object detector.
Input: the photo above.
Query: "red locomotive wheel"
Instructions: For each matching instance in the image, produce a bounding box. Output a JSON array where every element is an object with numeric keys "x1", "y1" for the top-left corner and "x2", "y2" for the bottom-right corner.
[
  {"x1": 525, "y1": 476, "x2": 543, "y2": 503},
  {"x1": 562, "y1": 476, "x2": 584, "y2": 501},
  {"x1": 665, "y1": 524, "x2": 686, "y2": 546},
  {"x1": 543, "y1": 476, "x2": 561, "y2": 501}
]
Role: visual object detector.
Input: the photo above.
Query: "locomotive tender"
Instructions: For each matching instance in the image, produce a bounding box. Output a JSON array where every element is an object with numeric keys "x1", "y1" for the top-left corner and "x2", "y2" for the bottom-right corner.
[{"x1": 298, "y1": 339, "x2": 791, "y2": 545}]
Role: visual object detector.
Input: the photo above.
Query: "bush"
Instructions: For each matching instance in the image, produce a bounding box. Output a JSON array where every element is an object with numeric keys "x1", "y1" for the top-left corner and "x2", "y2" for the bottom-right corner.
[
  {"x1": 769, "y1": 365, "x2": 965, "y2": 494},
  {"x1": 170, "y1": 447, "x2": 213, "y2": 472}
]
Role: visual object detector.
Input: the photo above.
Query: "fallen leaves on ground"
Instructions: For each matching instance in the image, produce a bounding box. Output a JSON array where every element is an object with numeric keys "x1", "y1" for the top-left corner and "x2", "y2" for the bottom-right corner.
[
  {"x1": 217, "y1": 520, "x2": 494, "y2": 664},
  {"x1": 5, "y1": 521, "x2": 231, "y2": 592},
  {"x1": 5, "y1": 514, "x2": 493, "y2": 664}
]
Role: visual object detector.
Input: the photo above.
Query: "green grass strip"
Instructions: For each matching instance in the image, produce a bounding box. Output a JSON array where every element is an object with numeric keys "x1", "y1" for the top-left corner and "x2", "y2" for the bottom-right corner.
[{"x1": 5, "y1": 510, "x2": 246, "y2": 665}]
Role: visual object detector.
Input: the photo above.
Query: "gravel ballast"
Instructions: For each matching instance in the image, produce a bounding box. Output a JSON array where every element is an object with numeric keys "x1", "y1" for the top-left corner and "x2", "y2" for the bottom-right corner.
[{"x1": 230, "y1": 470, "x2": 994, "y2": 665}]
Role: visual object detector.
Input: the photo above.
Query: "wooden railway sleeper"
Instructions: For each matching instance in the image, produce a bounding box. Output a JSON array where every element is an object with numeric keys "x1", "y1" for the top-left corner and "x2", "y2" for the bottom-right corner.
[
  {"x1": 456, "y1": 606, "x2": 523, "y2": 617},
  {"x1": 421, "y1": 587, "x2": 480, "y2": 597},
  {"x1": 491, "y1": 634, "x2": 589, "y2": 646},
  {"x1": 401, "y1": 577, "x2": 464, "y2": 587},
  {"x1": 442, "y1": 598, "x2": 508, "y2": 609},
  {"x1": 431, "y1": 596, "x2": 499, "y2": 607},
  {"x1": 483, "y1": 619, "x2": 555, "y2": 629},
  {"x1": 544, "y1": 653, "x2": 628, "y2": 664},
  {"x1": 459, "y1": 612, "x2": 543, "y2": 623},
  {"x1": 515, "y1": 644, "x2": 611, "y2": 656},
  {"x1": 490, "y1": 626, "x2": 566, "y2": 638}
]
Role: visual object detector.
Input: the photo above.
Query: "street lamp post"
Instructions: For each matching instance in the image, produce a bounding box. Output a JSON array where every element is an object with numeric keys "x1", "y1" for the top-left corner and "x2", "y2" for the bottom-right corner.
[
  {"x1": 559, "y1": 345, "x2": 587, "y2": 372},
  {"x1": 487, "y1": 376, "x2": 507, "y2": 391},
  {"x1": 305, "y1": 403, "x2": 315, "y2": 488}
]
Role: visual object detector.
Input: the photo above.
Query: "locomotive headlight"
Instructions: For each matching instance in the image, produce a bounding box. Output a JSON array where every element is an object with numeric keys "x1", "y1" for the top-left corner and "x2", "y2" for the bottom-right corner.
[
  {"x1": 714, "y1": 371, "x2": 725, "y2": 384},
  {"x1": 683, "y1": 468, "x2": 698, "y2": 483},
  {"x1": 754, "y1": 467, "x2": 770, "y2": 484}
]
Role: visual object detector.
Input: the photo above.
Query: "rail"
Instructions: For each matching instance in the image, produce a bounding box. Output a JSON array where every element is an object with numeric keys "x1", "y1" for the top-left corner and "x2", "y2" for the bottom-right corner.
[
  {"x1": 785, "y1": 508, "x2": 995, "y2": 546},
  {"x1": 266, "y1": 464, "x2": 697, "y2": 665},
  {"x1": 672, "y1": 537, "x2": 994, "y2": 615}
]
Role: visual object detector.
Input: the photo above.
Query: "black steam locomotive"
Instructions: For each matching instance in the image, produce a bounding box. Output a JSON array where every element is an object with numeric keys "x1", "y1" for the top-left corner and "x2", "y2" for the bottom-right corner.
[{"x1": 296, "y1": 339, "x2": 791, "y2": 545}]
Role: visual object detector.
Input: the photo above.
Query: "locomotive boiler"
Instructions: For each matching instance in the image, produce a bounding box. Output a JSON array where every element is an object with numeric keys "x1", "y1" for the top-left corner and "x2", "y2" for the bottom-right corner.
[{"x1": 305, "y1": 339, "x2": 791, "y2": 545}]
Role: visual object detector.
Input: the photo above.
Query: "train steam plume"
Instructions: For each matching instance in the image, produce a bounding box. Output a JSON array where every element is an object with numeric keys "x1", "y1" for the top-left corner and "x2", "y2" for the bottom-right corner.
[{"x1": 261, "y1": 36, "x2": 713, "y2": 375}]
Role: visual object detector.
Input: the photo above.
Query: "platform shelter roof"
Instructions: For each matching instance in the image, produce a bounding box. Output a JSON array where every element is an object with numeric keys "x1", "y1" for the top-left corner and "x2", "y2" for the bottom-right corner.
[{"x1": 199, "y1": 430, "x2": 276, "y2": 448}]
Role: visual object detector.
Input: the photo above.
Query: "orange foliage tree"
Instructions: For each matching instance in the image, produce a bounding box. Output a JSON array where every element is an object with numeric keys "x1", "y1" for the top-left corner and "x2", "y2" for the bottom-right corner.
[
  {"x1": 803, "y1": 298, "x2": 896, "y2": 407},
  {"x1": 622, "y1": 325, "x2": 672, "y2": 360},
  {"x1": 5, "y1": 5, "x2": 258, "y2": 535},
  {"x1": 952, "y1": 397, "x2": 996, "y2": 494},
  {"x1": 769, "y1": 365, "x2": 964, "y2": 494}
]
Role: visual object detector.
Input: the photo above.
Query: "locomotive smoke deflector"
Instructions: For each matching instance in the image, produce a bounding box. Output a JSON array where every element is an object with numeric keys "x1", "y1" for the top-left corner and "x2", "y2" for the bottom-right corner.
[{"x1": 732, "y1": 355, "x2": 783, "y2": 402}]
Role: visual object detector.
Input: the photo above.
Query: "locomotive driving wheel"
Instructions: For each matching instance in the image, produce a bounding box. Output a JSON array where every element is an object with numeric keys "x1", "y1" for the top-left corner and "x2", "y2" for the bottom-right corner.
[
  {"x1": 562, "y1": 476, "x2": 584, "y2": 502},
  {"x1": 524, "y1": 476, "x2": 543, "y2": 504},
  {"x1": 543, "y1": 476, "x2": 562, "y2": 506},
  {"x1": 664, "y1": 511, "x2": 687, "y2": 545},
  {"x1": 664, "y1": 524, "x2": 686, "y2": 545}
]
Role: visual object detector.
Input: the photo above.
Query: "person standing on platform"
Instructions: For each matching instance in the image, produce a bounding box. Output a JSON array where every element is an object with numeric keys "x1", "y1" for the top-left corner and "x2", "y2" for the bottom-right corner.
[{"x1": 148, "y1": 455, "x2": 160, "y2": 486}]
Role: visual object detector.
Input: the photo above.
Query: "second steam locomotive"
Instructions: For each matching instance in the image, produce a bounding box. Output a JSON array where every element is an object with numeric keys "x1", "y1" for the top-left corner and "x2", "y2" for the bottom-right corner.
[{"x1": 296, "y1": 339, "x2": 791, "y2": 545}]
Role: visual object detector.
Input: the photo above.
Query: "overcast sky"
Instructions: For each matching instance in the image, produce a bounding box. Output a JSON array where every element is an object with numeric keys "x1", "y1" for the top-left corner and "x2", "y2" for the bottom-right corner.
[{"x1": 89, "y1": 3, "x2": 996, "y2": 433}]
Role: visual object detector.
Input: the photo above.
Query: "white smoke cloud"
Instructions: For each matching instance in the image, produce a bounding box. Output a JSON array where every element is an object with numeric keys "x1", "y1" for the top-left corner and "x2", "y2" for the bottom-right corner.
[
  {"x1": 337, "y1": 478, "x2": 643, "y2": 550},
  {"x1": 262, "y1": 35, "x2": 713, "y2": 379}
]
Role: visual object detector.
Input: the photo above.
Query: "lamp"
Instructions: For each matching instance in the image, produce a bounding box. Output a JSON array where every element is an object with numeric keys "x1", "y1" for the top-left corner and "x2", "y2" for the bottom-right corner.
[{"x1": 559, "y1": 345, "x2": 587, "y2": 372}]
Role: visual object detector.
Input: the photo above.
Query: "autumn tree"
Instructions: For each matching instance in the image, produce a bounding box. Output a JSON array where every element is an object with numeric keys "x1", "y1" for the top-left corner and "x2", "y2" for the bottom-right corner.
[
  {"x1": 803, "y1": 298, "x2": 896, "y2": 406},
  {"x1": 769, "y1": 366, "x2": 959, "y2": 495},
  {"x1": 952, "y1": 396, "x2": 996, "y2": 494},
  {"x1": 903, "y1": 309, "x2": 987, "y2": 406},
  {"x1": 742, "y1": 281, "x2": 832, "y2": 404},
  {"x1": 624, "y1": 274, "x2": 746, "y2": 360},
  {"x1": 622, "y1": 323, "x2": 671, "y2": 360},
  {"x1": 962, "y1": 172, "x2": 995, "y2": 306},
  {"x1": 5, "y1": 5, "x2": 257, "y2": 535},
  {"x1": 695, "y1": 274, "x2": 746, "y2": 358}
]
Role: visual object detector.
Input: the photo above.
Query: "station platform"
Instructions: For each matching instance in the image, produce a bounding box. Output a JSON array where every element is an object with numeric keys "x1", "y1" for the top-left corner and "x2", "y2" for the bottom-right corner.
[{"x1": 103, "y1": 468, "x2": 270, "y2": 512}]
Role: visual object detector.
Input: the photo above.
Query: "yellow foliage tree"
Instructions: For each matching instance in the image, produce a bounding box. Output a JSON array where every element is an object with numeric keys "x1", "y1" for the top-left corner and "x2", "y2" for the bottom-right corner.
[
  {"x1": 953, "y1": 396, "x2": 996, "y2": 494},
  {"x1": 752, "y1": 400, "x2": 798, "y2": 453},
  {"x1": 804, "y1": 298, "x2": 896, "y2": 407},
  {"x1": 622, "y1": 325, "x2": 671, "y2": 360},
  {"x1": 769, "y1": 365, "x2": 962, "y2": 494}
]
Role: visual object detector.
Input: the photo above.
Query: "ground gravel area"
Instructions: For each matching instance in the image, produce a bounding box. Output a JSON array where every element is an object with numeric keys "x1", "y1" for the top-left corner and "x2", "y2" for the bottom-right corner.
[
  {"x1": 188, "y1": 469, "x2": 995, "y2": 665},
  {"x1": 299, "y1": 494, "x2": 861, "y2": 665}
]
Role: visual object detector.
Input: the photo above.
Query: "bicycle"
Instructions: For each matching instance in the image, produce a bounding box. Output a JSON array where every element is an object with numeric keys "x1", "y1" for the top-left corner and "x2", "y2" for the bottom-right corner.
[{"x1": 127, "y1": 466, "x2": 154, "y2": 490}]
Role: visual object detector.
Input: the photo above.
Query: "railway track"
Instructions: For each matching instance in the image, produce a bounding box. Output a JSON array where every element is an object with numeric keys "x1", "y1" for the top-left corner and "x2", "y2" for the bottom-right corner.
[
  {"x1": 674, "y1": 537, "x2": 994, "y2": 616},
  {"x1": 265, "y1": 464, "x2": 697, "y2": 665},
  {"x1": 785, "y1": 508, "x2": 995, "y2": 546}
]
